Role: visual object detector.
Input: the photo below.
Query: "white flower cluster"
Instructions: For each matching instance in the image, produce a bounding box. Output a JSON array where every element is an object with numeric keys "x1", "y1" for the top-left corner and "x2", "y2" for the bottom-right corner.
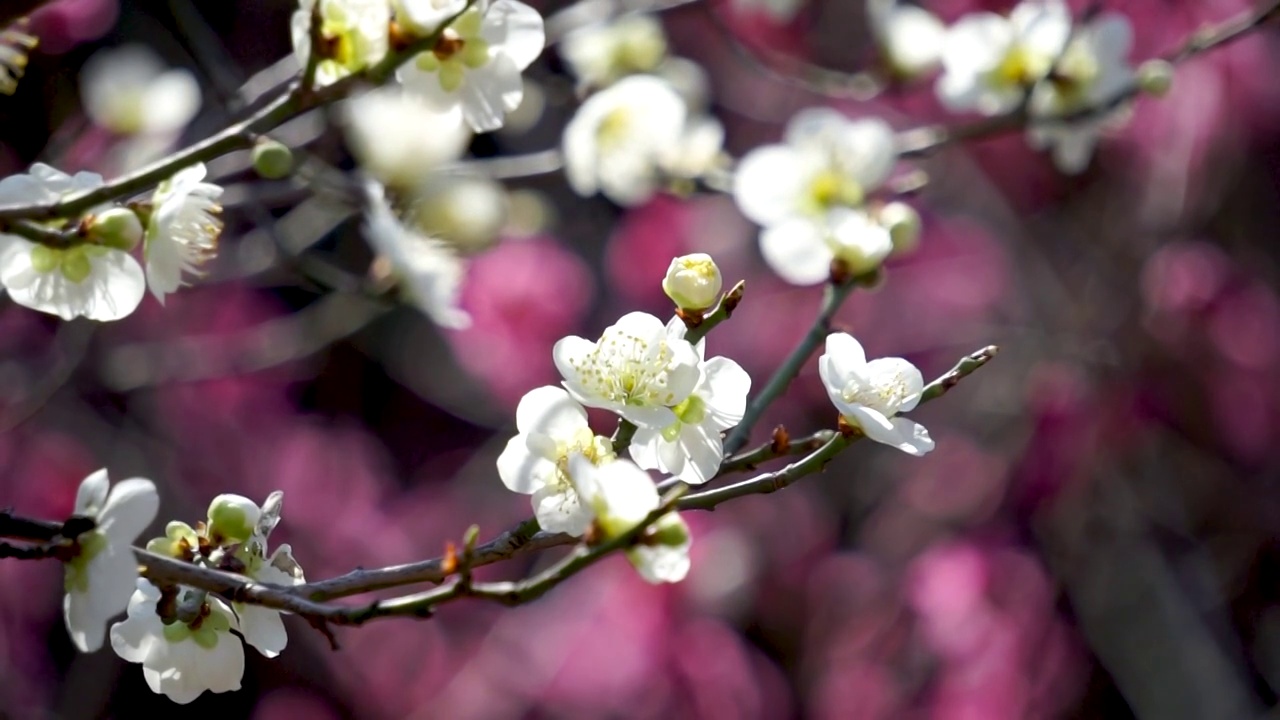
[
  {"x1": 496, "y1": 254, "x2": 937, "y2": 583},
  {"x1": 868, "y1": 0, "x2": 1137, "y2": 173},
  {"x1": 300, "y1": 0, "x2": 546, "y2": 327},
  {"x1": 0, "y1": 163, "x2": 222, "y2": 321},
  {"x1": 58, "y1": 470, "x2": 303, "y2": 704},
  {"x1": 732, "y1": 109, "x2": 917, "y2": 286},
  {"x1": 559, "y1": 16, "x2": 726, "y2": 207}
]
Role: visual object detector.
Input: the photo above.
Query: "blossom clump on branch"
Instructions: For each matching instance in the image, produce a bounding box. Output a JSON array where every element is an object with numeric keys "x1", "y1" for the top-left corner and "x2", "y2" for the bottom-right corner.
[
  {"x1": 936, "y1": 0, "x2": 1071, "y2": 116},
  {"x1": 292, "y1": 0, "x2": 391, "y2": 87},
  {"x1": 733, "y1": 109, "x2": 898, "y2": 285},
  {"x1": 111, "y1": 492, "x2": 304, "y2": 703},
  {"x1": 142, "y1": 163, "x2": 224, "y2": 304}
]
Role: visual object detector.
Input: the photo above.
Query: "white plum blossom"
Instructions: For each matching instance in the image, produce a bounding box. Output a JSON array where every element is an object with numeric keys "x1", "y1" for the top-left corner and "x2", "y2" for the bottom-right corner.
[
  {"x1": 63, "y1": 469, "x2": 158, "y2": 653},
  {"x1": 496, "y1": 386, "x2": 614, "y2": 535},
  {"x1": 339, "y1": 86, "x2": 470, "y2": 192},
  {"x1": 79, "y1": 45, "x2": 201, "y2": 136},
  {"x1": 936, "y1": 0, "x2": 1072, "y2": 115},
  {"x1": 292, "y1": 0, "x2": 390, "y2": 87},
  {"x1": 364, "y1": 183, "x2": 470, "y2": 328},
  {"x1": 868, "y1": 0, "x2": 945, "y2": 80},
  {"x1": 559, "y1": 14, "x2": 667, "y2": 88},
  {"x1": 733, "y1": 110, "x2": 897, "y2": 284},
  {"x1": 110, "y1": 580, "x2": 245, "y2": 704},
  {"x1": 0, "y1": 165, "x2": 145, "y2": 321},
  {"x1": 553, "y1": 311, "x2": 701, "y2": 429},
  {"x1": 1027, "y1": 13, "x2": 1136, "y2": 174},
  {"x1": 143, "y1": 163, "x2": 223, "y2": 304},
  {"x1": 562, "y1": 74, "x2": 686, "y2": 206},
  {"x1": 568, "y1": 454, "x2": 689, "y2": 583},
  {"x1": 409, "y1": 174, "x2": 509, "y2": 254},
  {"x1": 397, "y1": 0, "x2": 546, "y2": 132},
  {"x1": 630, "y1": 320, "x2": 750, "y2": 484},
  {"x1": 819, "y1": 332, "x2": 934, "y2": 456}
]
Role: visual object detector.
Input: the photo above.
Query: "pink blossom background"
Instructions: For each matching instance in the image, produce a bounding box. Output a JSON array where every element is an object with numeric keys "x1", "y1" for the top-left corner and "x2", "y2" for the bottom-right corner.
[{"x1": 1, "y1": 0, "x2": 1279, "y2": 717}]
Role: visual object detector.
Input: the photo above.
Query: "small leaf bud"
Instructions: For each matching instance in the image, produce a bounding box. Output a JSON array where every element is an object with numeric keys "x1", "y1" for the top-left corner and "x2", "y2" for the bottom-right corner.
[
  {"x1": 252, "y1": 138, "x2": 295, "y2": 179},
  {"x1": 662, "y1": 253, "x2": 722, "y2": 312},
  {"x1": 1137, "y1": 59, "x2": 1174, "y2": 97},
  {"x1": 87, "y1": 207, "x2": 144, "y2": 251}
]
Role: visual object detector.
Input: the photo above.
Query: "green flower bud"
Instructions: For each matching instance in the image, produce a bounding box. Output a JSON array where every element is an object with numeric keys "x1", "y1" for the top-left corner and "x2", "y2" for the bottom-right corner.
[
  {"x1": 206, "y1": 494, "x2": 260, "y2": 545},
  {"x1": 252, "y1": 138, "x2": 295, "y2": 180},
  {"x1": 59, "y1": 247, "x2": 92, "y2": 283},
  {"x1": 662, "y1": 253, "x2": 722, "y2": 312},
  {"x1": 87, "y1": 207, "x2": 144, "y2": 251},
  {"x1": 1137, "y1": 59, "x2": 1174, "y2": 97}
]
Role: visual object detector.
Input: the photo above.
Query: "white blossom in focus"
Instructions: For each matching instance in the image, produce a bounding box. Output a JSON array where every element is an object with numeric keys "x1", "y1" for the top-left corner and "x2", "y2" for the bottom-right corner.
[
  {"x1": 559, "y1": 14, "x2": 667, "y2": 88},
  {"x1": 562, "y1": 74, "x2": 686, "y2": 206},
  {"x1": 364, "y1": 183, "x2": 470, "y2": 328},
  {"x1": 1027, "y1": 13, "x2": 1135, "y2": 173},
  {"x1": 868, "y1": 0, "x2": 945, "y2": 80},
  {"x1": 630, "y1": 320, "x2": 750, "y2": 485},
  {"x1": 554, "y1": 311, "x2": 701, "y2": 429},
  {"x1": 79, "y1": 45, "x2": 201, "y2": 135},
  {"x1": 568, "y1": 454, "x2": 689, "y2": 583},
  {"x1": 819, "y1": 332, "x2": 934, "y2": 456},
  {"x1": 340, "y1": 86, "x2": 470, "y2": 192},
  {"x1": 110, "y1": 580, "x2": 245, "y2": 704},
  {"x1": 0, "y1": 165, "x2": 145, "y2": 321},
  {"x1": 143, "y1": 163, "x2": 223, "y2": 304},
  {"x1": 63, "y1": 469, "x2": 158, "y2": 653},
  {"x1": 397, "y1": 0, "x2": 545, "y2": 132},
  {"x1": 733, "y1": 110, "x2": 896, "y2": 284},
  {"x1": 496, "y1": 386, "x2": 614, "y2": 535},
  {"x1": 936, "y1": 0, "x2": 1072, "y2": 115},
  {"x1": 292, "y1": 0, "x2": 390, "y2": 87}
]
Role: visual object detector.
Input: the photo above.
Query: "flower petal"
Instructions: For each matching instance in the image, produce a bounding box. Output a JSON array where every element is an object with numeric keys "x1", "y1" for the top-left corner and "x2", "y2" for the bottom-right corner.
[
  {"x1": 759, "y1": 218, "x2": 834, "y2": 286},
  {"x1": 75, "y1": 469, "x2": 110, "y2": 517},
  {"x1": 515, "y1": 385, "x2": 588, "y2": 436},
  {"x1": 531, "y1": 483, "x2": 592, "y2": 536},
  {"x1": 482, "y1": 0, "x2": 546, "y2": 70},
  {"x1": 99, "y1": 478, "x2": 158, "y2": 545},
  {"x1": 496, "y1": 435, "x2": 551, "y2": 494},
  {"x1": 733, "y1": 144, "x2": 807, "y2": 226},
  {"x1": 237, "y1": 603, "x2": 288, "y2": 658},
  {"x1": 701, "y1": 356, "x2": 750, "y2": 428}
]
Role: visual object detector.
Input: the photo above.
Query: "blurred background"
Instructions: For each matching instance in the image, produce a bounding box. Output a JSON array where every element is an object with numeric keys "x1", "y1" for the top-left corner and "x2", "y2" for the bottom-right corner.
[{"x1": 2, "y1": 0, "x2": 1280, "y2": 717}]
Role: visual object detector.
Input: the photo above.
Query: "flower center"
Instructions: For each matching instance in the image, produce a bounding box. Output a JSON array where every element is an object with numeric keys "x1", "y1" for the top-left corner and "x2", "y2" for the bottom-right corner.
[
  {"x1": 1046, "y1": 42, "x2": 1100, "y2": 109},
  {"x1": 991, "y1": 44, "x2": 1053, "y2": 88},
  {"x1": 570, "y1": 331, "x2": 683, "y2": 408},
  {"x1": 806, "y1": 169, "x2": 864, "y2": 212},
  {"x1": 554, "y1": 429, "x2": 614, "y2": 487},
  {"x1": 840, "y1": 373, "x2": 910, "y2": 416},
  {"x1": 415, "y1": 11, "x2": 491, "y2": 92},
  {"x1": 597, "y1": 107, "x2": 633, "y2": 148}
]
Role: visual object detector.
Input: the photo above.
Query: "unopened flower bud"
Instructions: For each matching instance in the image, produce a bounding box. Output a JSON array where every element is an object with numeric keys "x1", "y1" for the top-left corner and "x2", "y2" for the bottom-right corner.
[
  {"x1": 206, "y1": 494, "x2": 260, "y2": 545},
  {"x1": 252, "y1": 138, "x2": 295, "y2": 179},
  {"x1": 662, "y1": 253, "x2": 722, "y2": 311},
  {"x1": 1137, "y1": 59, "x2": 1174, "y2": 97},
  {"x1": 87, "y1": 207, "x2": 143, "y2": 251},
  {"x1": 879, "y1": 201, "x2": 922, "y2": 256}
]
